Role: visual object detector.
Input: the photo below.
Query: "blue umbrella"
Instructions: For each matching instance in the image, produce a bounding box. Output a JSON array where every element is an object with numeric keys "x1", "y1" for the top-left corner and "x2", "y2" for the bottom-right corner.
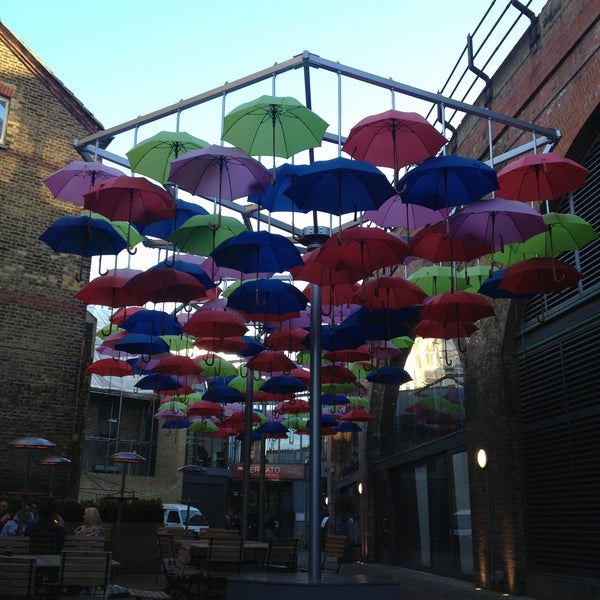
[
  {"x1": 138, "y1": 198, "x2": 209, "y2": 239},
  {"x1": 397, "y1": 154, "x2": 499, "y2": 210},
  {"x1": 321, "y1": 394, "x2": 350, "y2": 406},
  {"x1": 206, "y1": 375, "x2": 237, "y2": 387},
  {"x1": 162, "y1": 420, "x2": 191, "y2": 429},
  {"x1": 151, "y1": 258, "x2": 215, "y2": 290},
  {"x1": 211, "y1": 230, "x2": 303, "y2": 275},
  {"x1": 238, "y1": 336, "x2": 266, "y2": 357},
  {"x1": 260, "y1": 375, "x2": 307, "y2": 395},
  {"x1": 302, "y1": 325, "x2": 364, "y2": 352},
  {"x1": 226, "y1": 279, "x2": 308, "y2": 321},
  {"x1": 337, "y1": 306, "x2": 419, "y2": 343},
  {"x1": 202, "y1": 386, "x2": 245, "y2": 404},
  {"x1": 366, "y1": 366, "x2": 412, "y2": 385},
  {"x1": 114, "y1": 333, "x2": 171, "y2": 356},
  {"x1": 135, "y1": 373, "x2": 182, "y2": 391},
  {"x1": 248, "y1": 163, "x2": 308, "y2": 213},
  {"x1": 335, "y1": 422, "x2": 362, "y2": 433},
  {"x1": 121, "y1": 309, "x2": 183, "y2": 336},
  {"x1": 284, "y1": 156, "x2": 395, "y2": 215},
  {"x1": 256, "y1": 421, "x2": 289, "y2": 435},
  {"x1": 478, "y1": 268, "x2": 535, "y2": 299}
]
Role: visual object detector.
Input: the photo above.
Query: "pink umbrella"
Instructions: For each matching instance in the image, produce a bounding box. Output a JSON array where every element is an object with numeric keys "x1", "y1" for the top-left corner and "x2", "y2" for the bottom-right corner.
[{"x1": 363, "y1": 195, "x2": 448, "y2": 230}]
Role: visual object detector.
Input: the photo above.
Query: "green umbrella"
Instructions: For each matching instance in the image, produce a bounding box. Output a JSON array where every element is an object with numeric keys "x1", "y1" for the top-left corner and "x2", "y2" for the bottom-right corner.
[
  {"x1": 91, "y1": 213, "x2": 143, "y2": 251},
  {"x1": 196, "y1": 357, "x2": 238, "y2": 378},
  {"x1": 168, "y1": 214, "x2": 246, "y2": 256},
  {"x1": 408, "y1": 265, "x2": 467, "y2": 296},
  {"x1": 161, "y1": 334, "x2": 196, "y2": 352},
  {"x1": 460, "y1": 265, "x2": 494, "y2": 293},
  {"x1": 221, "y1": 95, "x2": 328, "y2": 172},
  {"x1": 189, "y1": 419, "x2": 219, "y2": 433},
  {"x1": 126, "y1": 131, "x2": 209, "y2": 184},
  {"x1": 227, "y1": 375, "x2": 265, "y2": 393}
]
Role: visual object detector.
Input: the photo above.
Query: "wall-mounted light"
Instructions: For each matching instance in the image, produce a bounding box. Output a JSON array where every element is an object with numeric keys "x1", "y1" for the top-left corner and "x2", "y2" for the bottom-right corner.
[{"x1": 477, "y1": 448, "x2": 488, "y2": 469}]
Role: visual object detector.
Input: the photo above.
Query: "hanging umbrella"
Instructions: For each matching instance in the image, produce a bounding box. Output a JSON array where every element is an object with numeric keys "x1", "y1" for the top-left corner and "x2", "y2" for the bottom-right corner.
[
  {"x1": 248, "y1": 163, "x2": 308, "y2": 212},
  {"x1": 195, "y1": 356, "x2": 238, "y2": 378},
  {"x1": 188, "y1": 401, "x2": 224, "y2": 417},
  {"x1": 182, "y1": 310, "x2": 248, "y2": 339},
  {"x1": 366, "y1": 340, "x2": 403, "y2": 360},
  {"x1": 126, "y1": 130, "x2": 209, "y2": 184},
  {"x1": 315, "y1": 227, "x2": 410, "y2": 280},
  {"x1": 274, "y1": 399, "x2": 311, "y2": 415},
  {"x1": 284, "y1": 156, "x2": 396, "y2": 215},
  {"x1": 162, "y1": 334, "x2": 197, "y2": 352},
  {"x1": 412, "y1": 319, "x2": 478, "y2": 340},
  {"x1": 210, "y1": 230, "x2": 303, "y2": 275},
  {"x1": 83, "y1": 174, "x2": 176, "y2": 225},
  {"x1": 353, "y1": 276, "x2": 427, "y2": 310},
  {"x1": 323, "y1": 347, "x2": 373, "y2": 363},
  {"x1": 168, "y1": 144, "x2": 271, "y2": 201},
  {"x1": 168, "y1": 214, "x2": 246, "y2": 256},
  {"x1": 114, "y1": 333, "x2": 171, "y2": 357},
  {"x1": 86, "y1": 358, "x2": 136, "y2": 377},
  {"x1": 289, "y1": 247, "x2": 365, "y2": 287},
  {"x1": 255, "y1": 421, "x2": 289, "y2": 437},
  {"x1": 194, "y1": 336, "x2": 249, "y2": 355},
  {"x1": 338, "y1": 408, "x2": 374, "y2": 422},
  {"x1": 140, "y1": 198, "x2": 209, "y2": 240},
  {"x1": 337, "y1": 306, "x2": 418, "y2": 343},
  {"x1": 222, "y1": 95, "x2": 328, "y2": 169},
  {"x1": 321, "y1": 393, "x2": 350, "y2": 406},
  {"x1": 43, "y1": 160, "x2": 124, "y2": 206},
  {"x1": 477, "y1": 268, "x2": 535, "y2": 299},
  {"x1": 152, "y1": 355, "x2": 201, "y2": 377},
  {"x1": 150, "y1": 258, "x2": 216, "y2": 291},
  {"x1": 407, "y1": 265, "x2": 467, "y2": 296},
  {"x1": 74, "y1": 268, "x2": 143, "y2": 308},
  {"x1": 366, "y1": 365, "x2": 412, "y2": 385},
  {"x1": 261, "y1": 375, "x2": 307, "y2": 395},
  {"x1": 342, "y1": 109, "x2": 447, "y2": 186},
  {"x1": 421, "y1": 291, "x2": 495, "y2": 323},
  {"x1": 189, "y1": 419, "x2": 219, "y2": 433},
  {"x1": 226, "y1": 279, "x2": 309, "y2": 322},
  {"x1": 363, "y1": 194, "x2": 448, "y2": 230},
  {"x1": 246, "y1": 350, "x2": 297, "y2": 374},
  {"x1": 335, "y1": 422, "x2": 363, "y2": 433},
  {"x1": 136, "y1": 373, "x2": 183, "y2": 392},
  {"x1": 321, "y1": 364, "x2": 357, "y2": 384},
  {"x1": 123, "y1": 268, "x2": 207, "y2": 305},
  {"x1": 497, "y1": 257, "x2": 582, "y2": 295},
  {"x1": 121, "y1": 309, "x2": 183, "y2": 336},
  {"x1": 496, "y1": 151, "x2": 589, "y2": 201},
  {"x1": 397, "y1": 154, "x2": 499, "y2": 210},
  {"x1": 202, "y1": 386, "x2": 245, "y2": 404},
  {"x1": 264, "y1": 328, "x2": 309, "y2": 352}
]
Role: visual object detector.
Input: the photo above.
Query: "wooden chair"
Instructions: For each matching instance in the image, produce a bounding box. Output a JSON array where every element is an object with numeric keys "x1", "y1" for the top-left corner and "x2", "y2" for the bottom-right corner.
[
  {"x1": 0, "y1": 556, "x2": 36, "y2": 599},
  {"x1": 0, "y1": 536, "x2": 29, "y2": 554},
  {"x1": 57, "y1": 550, "x2": 112, "y2": 599},
  {"x1": 261, "y1": 536, "x2": 300, "y2": 572},
  {"x1": 171, "y1": 545, "x2": 205, "y2": 600},
  {"x1": 203, "y1": 537, "x2": 244, "y2": 598},
  {"x1": 321, "y1": 534, "x2": 348, "y2": 573},
  {"x1": 204, "y1": 528, "x2": 239, "y2": 539},
  {"x1": 27, "y1": 530, "x2": 59, "y2": 554},
  {"x1": 156, "y1": 532, "x2": 177, "y2": 587},
  {"x1": 63, "y1": 535, "x2": 105, "y2": 551}
]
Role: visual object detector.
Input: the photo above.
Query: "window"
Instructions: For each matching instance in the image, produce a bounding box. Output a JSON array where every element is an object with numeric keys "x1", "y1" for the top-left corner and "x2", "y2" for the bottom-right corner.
[{"x1": 0, "y1": 96, "x2": 8, "y2": 144}]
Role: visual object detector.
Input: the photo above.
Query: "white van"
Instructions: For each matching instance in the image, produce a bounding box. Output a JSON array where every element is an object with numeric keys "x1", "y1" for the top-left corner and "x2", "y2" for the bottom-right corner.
[{"x1": 162, "y1": 503, "x2": 209, "y2": 533}]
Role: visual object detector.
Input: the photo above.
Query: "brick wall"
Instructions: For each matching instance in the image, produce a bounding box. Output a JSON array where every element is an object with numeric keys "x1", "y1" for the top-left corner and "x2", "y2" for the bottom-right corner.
[{"x1": 0, "y1": 27, "x2": 103, "y2": 498}]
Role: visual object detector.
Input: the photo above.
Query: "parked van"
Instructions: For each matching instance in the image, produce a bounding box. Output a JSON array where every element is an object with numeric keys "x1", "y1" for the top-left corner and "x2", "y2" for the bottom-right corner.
[{"x1": 162, "y1": 503, "x2": 209, "y2": 533}]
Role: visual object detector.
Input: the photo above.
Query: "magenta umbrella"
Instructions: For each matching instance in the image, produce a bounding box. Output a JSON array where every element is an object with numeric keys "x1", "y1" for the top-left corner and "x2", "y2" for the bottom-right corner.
[
  {"x1": 44, "y1": 160, "x2": 124, "y2": 206},
  {"x1": 168, "y1": 144, "x2": 271, "y2": 201},
  {"x1": 363, "y1": 194, "x2": 448, "y2": 230}
]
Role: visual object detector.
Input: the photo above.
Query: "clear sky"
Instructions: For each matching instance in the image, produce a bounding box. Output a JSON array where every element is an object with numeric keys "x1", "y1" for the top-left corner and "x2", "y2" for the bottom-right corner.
[{"x1": 1, "y1": 0, "x2": 545, "y2": 140}]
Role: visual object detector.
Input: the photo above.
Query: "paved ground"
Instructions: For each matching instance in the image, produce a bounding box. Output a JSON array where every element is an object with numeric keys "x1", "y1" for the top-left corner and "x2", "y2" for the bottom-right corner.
[{"x1": 113, "y1": 550, "x2": 540, "y2": 600}]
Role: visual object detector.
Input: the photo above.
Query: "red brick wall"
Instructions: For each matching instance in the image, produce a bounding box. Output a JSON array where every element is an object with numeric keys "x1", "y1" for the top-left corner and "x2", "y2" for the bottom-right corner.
[{"x1": 0, "y1": 27, "x2": 102, "y2": 498}]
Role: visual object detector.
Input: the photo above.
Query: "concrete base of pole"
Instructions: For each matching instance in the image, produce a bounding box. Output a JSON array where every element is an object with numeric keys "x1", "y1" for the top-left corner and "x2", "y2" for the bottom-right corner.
[{"x1": 227, "y1": 572, "x2": 399, "y2": 600}]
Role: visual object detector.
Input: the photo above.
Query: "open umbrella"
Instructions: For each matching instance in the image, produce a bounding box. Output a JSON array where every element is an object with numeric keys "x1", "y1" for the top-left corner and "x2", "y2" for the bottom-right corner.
[
  {"x1": 261, "y1": 376, "x2": 307, "y2": 396},
  {"x1": 421, "y1": 291, "x2": 495, "y2": 323},
  {"x1": 182, "y1": 310, "x2": 248, "y2": 339},
  {"x1": 86, "y1": 358, "x2": 136, "y2": 378},
  {"x1": 342, "y1": 109, "x2": 447, "y2": 187},
  {"x1": 74, "y1": 268, "x2": 143, "y2": 308},
  {"x1": 152, "y1": 355, "x2": 201, "y2": 377},
  {"x1": 497, "y1": 257, "x2": 582, "y2": 295},
  {"x1": 126, "y1": 130, "x2": 209, "y2": 184},
  {"x1": 397, "y1": 154, "x2": 499, "y2": 211},
  {"x1": 114, "y1": 333, "x2": 171, "y2": 357},
  {"x1": 289, "y1": 247, "x2": 365, "y2": 287},
  {"x1": 246, "y1": 351, "x2": 297, "y2": 375},
  {"x1": 496, "y1": 151, "x2": 589, "y2": 202},
  {"x1": 140, "y1": 198, "x2": 209, "y2": 240},
  {"x1": 124, "y1": 268, "x2": 207, "y2": 305},
  {"x1": 477, "y1": 268, "x2": 536, "y2": 299},
  {"x1": 121, "y1": 309, "x2": 183, "y2": 336},
  {"x1": 222, "y1": 95, "x2": 328, "y2": 171},
  {"x1": 366, "y1": 365, "x2": 412, "y2": 385},
  {"x1": 353, "y1": 275, "x2": 427, "y2": 310},
  {"x1": 284, "y1": 157, "x2": 396, "y2": 215},
  {"x1": 363, "y1": 194, "x2": 448, "y2": 230},
  {"x1": 407, "y1": 265, "x2": 467, "y2": 296},
  {"x1": 43, "y1": 160, "x2": 124, "y2": 206},
  {"x1": 248, "y1": 163, "x2": 308, "y2": 213},
  {"x1": 136, "y1": 373, "x2": 183, "y2": 392},
  {"x1": 264, "y1": 328, "x2": 309, "y2": 352}
]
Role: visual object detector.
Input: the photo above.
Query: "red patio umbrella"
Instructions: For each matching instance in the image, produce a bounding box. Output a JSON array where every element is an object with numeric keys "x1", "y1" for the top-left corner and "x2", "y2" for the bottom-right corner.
[
  {"x1": 321, "y1": 364, "x2": 357, "y2": 384},
  {"x1": 193, "y1": 336, "x2": 249, "y2": 355},
  {"x1": 187, "y1": 401, "x2": 224, "y2": 417}
]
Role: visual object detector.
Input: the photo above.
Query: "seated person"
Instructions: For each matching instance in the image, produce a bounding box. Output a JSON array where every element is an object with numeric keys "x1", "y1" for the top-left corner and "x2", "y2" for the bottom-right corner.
[
  {"x1": 1, "y1": 503, "x2": 33, "y2": 536},
  {"x1": 26, "y1": 500, "x2": 66, "y2": 552},
  {"x1": 74, "y1": 507, "x2": 105, "y2": 537}
]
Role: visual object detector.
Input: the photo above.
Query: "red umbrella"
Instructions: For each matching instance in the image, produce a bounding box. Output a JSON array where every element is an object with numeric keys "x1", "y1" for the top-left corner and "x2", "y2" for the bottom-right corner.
[
  {"x1": 412, "y1": 319, "x2": 478, "y2": 339},
  {"x1": 342, "y1": 109, "x2": 447, "y2": 186},
  {"x1": 289, "y1": 247, "x2": 364, "y2": 286},
  {"x1": 111, "y1": 306, "x2": 145, "y2": 325},
  {"x1": 353, "y1": 276, "x2": 427, "y2": 310},
  {"x1": 316, "y1": 227, "x2": 411, "y2": 281},
  {"x1": 323, "y1": 347, "x2": 373, "y2": 363},
  {"x1": 152, "y1": 355, "x2": 201, "y2": 377},
  {"x1": 83, "y1": 175, "x2": 175, "y2": 225},
  {"x1": 86, "y1": 358, "x2": 135, "y2": 377},
  {"x1": 496, "y1": 152, "x2": 589, "y2": 202},
  {"x1": 421, "y1": 291, "x2": 495, "y2": 323},
  {"x1": 338, "y1": 408, "x2": 374, "y2": 422},
  {"x1": 124, "y1": 268, "x2": 207, "y2": 305},
  {"x1": 409, "y1": 221, "x2": 490, "y2": 263},
  {"x1": 497, "y1": 257, "x2": 582, "y2": 294},
  {"x1": 247, "y1": 351, "x2": 297, "y2": 374},
  {"x1": 302, "y1": 282, "x2": 359, "y2": 307},
  {"x1": 265, "y1": 328, "x2": 309, "y2": 352},
  {"x1": 321, "y1": 364, "x2": 357, "y2": 384},
  {"x1": 274, "y1": 399, "x2": 311, "y2": 415},
  {"x1": 193, "y1": 336, "x2": 249, "y2": 355},
  {"x1": 187, "y1": 401, "x2": 224, "y2": 417},
  {"x1": 182, "y1": 310, "x2": 248, "y2": 339},
  {"x1": 287, "y1": 367, "x2": 311, "y2": 384},
  {"x1": 75, "y1": 268, "x2": 143, "y2": 308}
]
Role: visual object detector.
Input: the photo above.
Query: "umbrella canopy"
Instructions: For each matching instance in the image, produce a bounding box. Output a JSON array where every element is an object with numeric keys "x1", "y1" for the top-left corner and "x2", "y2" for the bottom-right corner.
[
  {"x1": 168, "y1": 144, "x2": 271, "y2": 201},
  {"x1": 366, "y1": 365, "x2": 412, "y2": 385},
  {"x1": 248, "y1": 163, "x2": 308, "y2": 212},
  {"x1": 150, "y1": 258, "x2": 215, "y2": 290},
  {"x1": 126, "y1": 130, "x2": 209, "y2": 184},
  {"x1": 114, "y1": 333, "x2": 171, "y2": 357},
  {"x1": 289, "y1": 247, "x2": 365, "y2": 286},
  {"x1": 43, "y1": 160, "x2": 124, "y2": 206},
  {"x1": 497, "y1": 257, "x2": 582, "y2": 294},
  {"x1": 363, "y1": 195, "x2": 448, "y2": 230},
  {"x1": 140, "y1": 198, "x2": 209, "y2": 240},
  {"x1": 421, "y1": 291, "x2": 495, "y2": 323},
  {"x1": 477, "y1": 268, "x2": 535, "y2": 299},
  {"x1": 315, "y1": 227, "x2": 411, "y2": 280},
  {"x1": 397, "y1": 154, "x2": 499, "y2": 210},
  {"x1": 195, "y1": 356, "x2": 238, "y2": 378},
  {"x1": 342, "y1": 109, "x2": 447, "y2": 182},
  {"x1": 353, "y1": 276, "x2": 427, "y2": 310},
  {"x1": 187, "y1": 400, "x2": 224, "y2": 417},
  {"x1": 123, "y1": 268, "x2": 207, "y2": 305},
  {"x1": 261, "y1": 375, "x2": 307, "y2": 395},
  {"x1": 407, "y1": 265, "x2": 467, "y2": 296},
  {"x1": 182, "y1": 310, "x2": 248, "y2": 339},
  {"x1": 121, "y1": 309, "x2": 183, "y2": 336},
  {"x1": 168, "y1": 214, "x2": 247, "y2": 256},
  {"x1": 284, "y1": 157, "x2": 396, "y2": 215},
  {"x1": 194, "y1": 336, "x2": 249, "y2": 355},
  {"x1": 264, "y1": 328, "x2": 309, "y2": 352},
  {"x1": 152, "y1": 355, "x2": 200, "y2": 377},
  {"x1": 136, "y1": 373, "x2": 183, "y2": 392},
  {"x1": 412, "y1": 319, "x2": 478, "y2": 339},
  {"x1": 496, "y1": 151, "x2": 589, "y2": 201},
  {"x1": 337, "y1": 306, "x2": 416, "y2": 343},
  {"x1": 211, "y1": 230, "x2": 303, "y2": 275},
  {"x1": 246, "y1": 350, "x2": 297, "y2": 374},
  {"x1": 86, "y1": 358, "x2": 136, "y2": 377},
  {"x1": 74, "y1": 268, "x2": 143, "y2": 308},
  {"x1": 83, "y1": 175, "x2": 176, "y2": 225},
  {"x1": 222, "y1": 95, "x2": 328, "y2": 163}
]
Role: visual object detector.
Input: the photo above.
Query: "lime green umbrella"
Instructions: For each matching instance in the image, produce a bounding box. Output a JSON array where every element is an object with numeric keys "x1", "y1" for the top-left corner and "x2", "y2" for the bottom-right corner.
[
  {"x1": 408, "y1": 265, "x2": 467, "y2": 296},
  {"x1": 168, "y1": 214, "x2": 246, "y2": 256},
  {"x1": 196, "y1": 357, "x2": 238, "y2": 378},
  {"x1": 161, "y1": 334, "x2": 196, "y2": 352},
  {"x1": 173, "y1": 392, "x2": 202, "y2": 404},
  {"x1": 189, "y1": 419, "x2": 219, "y2": 433},
  {"x1": 390, "y1": 336, "x2": 414, "y2": 350},
  {"x1": 488, "y1": 244, "x2": 535, "y2": 267},
  {"x1": 96, "y1": 324, "x2": 123, "y2": 339},
  {"x1": 460, "y1": 265, "x2": 494, "y2": 293},
  {"x1": 126, "y1": 131, "x2": 209, "y2": 184},
  {"x1": 227, "y1": 375, "x2": 265, "y2": 393},
  {"x1": 91, "y1": 213, "x2": 143, "y2": 251}
]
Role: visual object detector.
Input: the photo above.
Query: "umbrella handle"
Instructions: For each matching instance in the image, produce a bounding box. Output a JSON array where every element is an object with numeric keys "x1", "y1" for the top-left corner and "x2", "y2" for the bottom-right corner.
[
  {"x1": 208, "y1": 213, "x2": 222, "y2": 231},
  {"x1": 127, "y1": 245, "x2": 138, "y2": 256},
  {"x1": 255, "y1": 287, "x2": 267, "y2": 308},
  {"x1": 444, "y1": 341, "x2": 453, "y2": 367}
]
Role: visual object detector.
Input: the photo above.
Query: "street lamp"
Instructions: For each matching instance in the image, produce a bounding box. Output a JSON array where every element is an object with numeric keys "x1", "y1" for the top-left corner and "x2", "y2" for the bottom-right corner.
[
  {"x1": 9, "y1": 436, "x2": 57, "y2": 492},
  {"x1": 477, "y1": 448, "x2": 493, "y2": 588},
  {"x1": 39, "y1": 456, "x2": 71, "y2": 497},
  {"x1": 110, "y1": 451, "x2": 145, "y2": 527},
  {"x1": 178, "y1": 464, "x2": 206, "y2": 532}
]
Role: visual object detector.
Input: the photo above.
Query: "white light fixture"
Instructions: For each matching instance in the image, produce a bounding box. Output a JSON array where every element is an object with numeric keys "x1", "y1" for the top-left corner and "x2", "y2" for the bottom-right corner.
[
  {"x1": 477, "y1": 448, "x2": 488, "y2": 469},
  {"x1": 358, "y1": 482, "x2": 363, "y2": 495}
]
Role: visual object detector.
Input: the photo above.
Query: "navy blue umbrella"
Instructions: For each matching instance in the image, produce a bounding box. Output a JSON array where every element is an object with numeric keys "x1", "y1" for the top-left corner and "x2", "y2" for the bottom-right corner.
[
  {"x1": 256, "y1": 421, "x2": 289, "y2": 435},
  {"x1": 366, "y1": 366, "x2": 412, "y2": 385},
  {"x1": 302, "y1": 324, "x2": 364, "y2": 352},
  {"x1": 335, "y1": 422, "x2": 362, "y2": 433},
  {"x1": 321, "y1": 394, "x2": 350, "y2": 406},
  {"x1": 260, "y1": 375, "x2": 307, "y2": 395},
  {"x1": 238, "y1": 336, "x2": 266, "y2": 357},
  {"x1": 206, "y1": 375, "x2": 237, "y2": 387},
  {"x1": 135, "y1": 373, "x2": 183, "y2": 391},
  {"x1": 337, "y1": 306, "x2": 418, "y2": 343},
  {"x1": 202, "y1": 386, "x2": 245, "y2": 404},
  {"x1": 162, "y1": 420, "x2": 191, "y2": 429},
  {"x1": 397, "y1": 154, "x2": 499, "y2": 211},
  {"x1": 121, "y1": 309, "x2": 183, "y2": 336},
  {"x1": 114, "y1": 333, "x2": 171, "y2": 356},
  {"x1": 284, "y1": 156, "x2": 395, "y2": 215},
  {"x1": 226, "y1": 279, "x2": 308, "y2": 321},
  {"x1": 211, "y1": 230, "x2": 303, "y2": 275},
  {"x1": 138, "y1": 198, "x2": 209, "y2": 239},
  {"x1": 248, "y1": 163, "x2": 309, "y2": 213}
]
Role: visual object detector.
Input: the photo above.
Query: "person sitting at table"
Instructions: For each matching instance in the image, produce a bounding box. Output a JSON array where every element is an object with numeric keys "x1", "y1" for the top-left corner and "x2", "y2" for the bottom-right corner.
[
  {"x1": 26, "y1": 500, "x2": 66, "y2": 552},
  {"x1": 0, "y1": 499, "x2": 12, "y2": 531},
  {"x1": 74, "y1": 507, "x2": 105, "y2": 537},
  {"x1": 1, "y1": 502, "x2": 33, "y2": 536}
]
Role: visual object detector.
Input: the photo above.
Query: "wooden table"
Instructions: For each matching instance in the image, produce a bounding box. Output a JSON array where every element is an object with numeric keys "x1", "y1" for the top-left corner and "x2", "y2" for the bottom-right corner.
[
  {"x1": 11, "y1": 554, "x2": 120, "y2": 569},
  {"x1": 181, "y1": 539, "x2": 269, "y2": 567}
]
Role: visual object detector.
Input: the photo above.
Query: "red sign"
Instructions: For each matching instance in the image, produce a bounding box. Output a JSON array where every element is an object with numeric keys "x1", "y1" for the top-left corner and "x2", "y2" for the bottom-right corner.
[{"x1": 232, "y1": 463, "x2": 305, "y2": 480}]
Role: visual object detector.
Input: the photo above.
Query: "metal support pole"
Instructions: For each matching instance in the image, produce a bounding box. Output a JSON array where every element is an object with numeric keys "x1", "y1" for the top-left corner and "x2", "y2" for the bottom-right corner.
[{"x1": 241, "y1": 367, "x2": 254, "y2": 539}]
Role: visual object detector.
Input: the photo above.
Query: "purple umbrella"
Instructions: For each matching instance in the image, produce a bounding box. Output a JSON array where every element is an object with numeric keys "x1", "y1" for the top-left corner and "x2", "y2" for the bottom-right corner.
[
  {"x1": 447, "y1": 197, "x2": 547, "y2": 251},
  {"x1": 168, "y1": 144, "x2": 271, "y2": 201},
  {"x1": 363, "y1": 194, "x2": 448, "y2": 230},
  {"x1": 44, "y1": 160, "x2": 124, "y2": 206}
]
